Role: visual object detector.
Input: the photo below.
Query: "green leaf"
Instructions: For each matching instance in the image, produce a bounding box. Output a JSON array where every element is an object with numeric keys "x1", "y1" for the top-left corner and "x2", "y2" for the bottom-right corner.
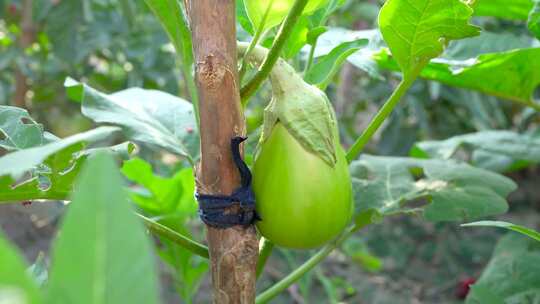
[
  {"x1": 308, "y1": 0, "x2": 347, "y2": 26},
  {"x1": 0, "y1": 127, "x2": 120, "y2": 202},
  {"x1": 472, "y1": 0, "x2": 534, "y2": 20},
  {"x1": 45, "y1": 153, "x2": 160, "y2": 304},
  {"x1": 306, "y1": 26, "x2": 327, "y2": 45},
  {"x1": 466, "y1": 234, "x2": 540, "y2": 303},
  {"x1": 350, "y1": 155, "x2": 516, "y2": 222},
  {"x1": 65, "y1": 78, "x2": 199, "y2": 162},
  {"x1": 304, "y1": 38, "x2": 368, "y2": 88},
  {"x1": 529, "y1": 0, "x2": 540, "y2": 40},
  {"x1": 353, "y1": 30, "x2": 536, "y2": 101},
  {"x1": 0, "y1": 106, "x2": 46, "y2": 152},
  {"x1": 411, "y1": 130, "x2": 540, "y2": 172},
  {"x1": 374, "y1": 47, "x2": 540, "y2": 107},
  {"x1": 143, "y1": 0, "x2": 196, "y2": 82},
  {"x1": 313, "y1": 28, "x2": 384, "y2": 79},
  {"x1": 462, "y1": 221, "x2": 540, "y2": 242},
  {"x1": 442, "y1": 31, "x2": 536, "y2": 59},
  {"x1": 122, "y1": 158, "x2": 206, "y2": 302},
  {"x1": 466, "y1": 285, "x2": 504, "y2": 304},
  {"x1": 156, "y1": 239, "x2": 208, "y2": 302},
  {"x1": 245, "y1": 0, "x2": 329, "y2": 32},
  {"x1": 342, "y1": 238, "x2": 383, "y2": 273},
  {"x1": 319, "y1": 29, "x2": 536, "y2": 87},
  {"x1": 237, "y1": 0, "x2": 255, "y2": 34},
  {"x1": 82, "y1": 142, "x2": 136, "y2": 161},
  {"x1": 0, "y1": 230, "x2": 42, "y2": 304},
  {"x1": 121, "y1": 157, "x2": 197, "y2": 216},
  {"x1": 378, "y1": 0, "x2": 480, "y2": 79},
  {"x1": 282, "y1": 16, "x2": 311, "y2": 59}
]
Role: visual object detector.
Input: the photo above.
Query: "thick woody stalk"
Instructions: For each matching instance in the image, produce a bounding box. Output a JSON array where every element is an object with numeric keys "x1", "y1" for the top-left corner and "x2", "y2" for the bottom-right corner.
[{"x1": 186, "y1": 1, "x2": 259, "y2": 303}]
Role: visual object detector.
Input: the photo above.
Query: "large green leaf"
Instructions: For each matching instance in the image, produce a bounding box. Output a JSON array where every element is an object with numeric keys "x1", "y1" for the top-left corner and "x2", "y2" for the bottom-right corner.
[
  {"x1": 65, "y1": 78, "x2": 199, "y2": 162},
  {"x1": 350, "y1": 31, "x2": 538, "y2": 102},
  {"x1": 45, "y1": 153, "x2": 160, "y2": 304},
  {"x1": 466, "y1": 234, "x2": 540, "y2": 303},
  {"x1": 462, "y1": 221, "x2": 540, "y2": 242},
  {"x1": 0, "y1": 231, "x2": 42, "y2": 304},
  {"x1": 245, "y1": 0, "x2": 329, "y2": 32},
  {"x1": 0, "y1": 106, "x2": 46, "y2": 152},
  {"x1": 472, "y1": 0, "x2": 534, "y2": 20},
  {"x1": 378, "y1": 0, "x2": 480, "y2": 79},
  {"x1": 411, "y1": 130, "x2": 540, "y2": 172},
  {"x1": 321, "y1": 29, "x2": 538, "y2": 98},
  {"x1": 374, "y1": 47, "x2": 540, "y2": 107},
  {"x1": 0, "y1": 126, "x2": 120, "y2": 202},
  {"x1": 350, "y1": 155, "x2": 516, "y2": 222}
]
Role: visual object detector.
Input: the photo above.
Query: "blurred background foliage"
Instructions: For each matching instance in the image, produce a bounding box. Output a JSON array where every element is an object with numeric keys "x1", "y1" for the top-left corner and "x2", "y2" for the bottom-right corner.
[{"x1": 1, "y1": 0, "x2": 540, "y2": 303}]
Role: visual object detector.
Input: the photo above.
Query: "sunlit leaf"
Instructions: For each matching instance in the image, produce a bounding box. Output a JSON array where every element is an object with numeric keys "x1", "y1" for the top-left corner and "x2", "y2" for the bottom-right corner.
[
  {"x1": 245, "y1": 0, "x2": 329, "y2": 32},
  {"x1": 378, "y1": 0, "x2": 480, "y2": 79},
  {"x1": 374, "y1": 47, "x2": 540, "y2": 106}
]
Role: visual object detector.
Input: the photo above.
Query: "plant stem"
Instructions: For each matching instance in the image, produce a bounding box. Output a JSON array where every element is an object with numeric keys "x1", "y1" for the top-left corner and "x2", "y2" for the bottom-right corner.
[
  {"x1": 137, "y1": 213, "x2": 209, "y2": 259},
  {"x1": 239, "y1": 0, "x2": 274, "y2": 82},
  {"x1": 303, "y1": 43, "x2": 317, "y2": 75},
  {"x1": 255, "y1": 223, "x2": 366, "y2": 304},
  {"x1": 256, "y1": 238, "x2": 274, "y2": 278},
  {"x1": 345, "y1": 78, "x2": 414, "y2": 163},
  {"x1": 240, "y1": 0, "x2": 309, "y2": 104},
  {"x1": 189, "y1": 1, "x2": 259, "y2": 301}
]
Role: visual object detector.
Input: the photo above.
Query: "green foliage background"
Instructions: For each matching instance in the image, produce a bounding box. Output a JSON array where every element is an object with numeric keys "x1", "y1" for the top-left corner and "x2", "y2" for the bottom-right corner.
[{"x1": 0, "y1": 0, "x2": 540, "y2": 303}]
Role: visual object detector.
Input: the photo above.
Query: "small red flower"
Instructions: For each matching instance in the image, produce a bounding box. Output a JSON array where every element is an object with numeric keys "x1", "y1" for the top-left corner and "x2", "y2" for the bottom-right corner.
[
  {"x1": 455, "y1": 277, "x2": 476, "y2": 299},
  {"x1": 186, "y1": 127, "x2": 194, "y2": 134}
]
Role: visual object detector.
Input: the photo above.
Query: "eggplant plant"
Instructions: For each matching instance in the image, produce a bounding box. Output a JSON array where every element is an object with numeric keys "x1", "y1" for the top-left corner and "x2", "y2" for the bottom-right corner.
[{"x1": 1, "y1": 0, "x2": 540, "y2": 303}]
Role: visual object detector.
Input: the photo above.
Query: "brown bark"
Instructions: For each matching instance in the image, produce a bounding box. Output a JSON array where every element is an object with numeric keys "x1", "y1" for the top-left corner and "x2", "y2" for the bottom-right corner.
[
  {"x1": 13, "y1": 0, "x2": 34, "y2": 109},
  {"x1": 187, "y1": 1, "x2": 259, "y2": 303}
]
